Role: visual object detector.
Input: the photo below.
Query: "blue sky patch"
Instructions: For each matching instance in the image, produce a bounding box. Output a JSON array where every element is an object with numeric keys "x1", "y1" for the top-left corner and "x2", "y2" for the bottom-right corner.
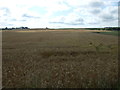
[{"x1": 29, "y1": 6, "x2": 47, "y2": 15}]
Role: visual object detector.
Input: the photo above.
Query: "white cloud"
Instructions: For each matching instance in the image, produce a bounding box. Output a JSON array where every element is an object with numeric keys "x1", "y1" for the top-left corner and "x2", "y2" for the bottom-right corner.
[{"x1": 0, "y1": 0, "x2": 119, "y2": 28}]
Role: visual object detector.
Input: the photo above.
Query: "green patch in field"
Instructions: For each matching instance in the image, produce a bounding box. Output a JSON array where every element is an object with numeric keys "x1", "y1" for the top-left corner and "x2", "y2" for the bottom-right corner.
[{"x1": 93, "y1": 31, "x2": 119, "y2": 36}]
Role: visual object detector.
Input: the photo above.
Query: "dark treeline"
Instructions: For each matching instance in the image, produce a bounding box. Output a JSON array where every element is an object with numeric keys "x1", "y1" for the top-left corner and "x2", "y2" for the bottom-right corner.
[
  {"x1": 1, "y1": 27, "x2": 29, "y2": 30},
  {"x1": 86, "y1": 27, "x2": 120, "y2": 31},
  {"x1": 1, "y1": 27, "x2": 120, "y2": 31},
  {"x1": 0, "y1": 27, "x2": 50, "y2": 30}
]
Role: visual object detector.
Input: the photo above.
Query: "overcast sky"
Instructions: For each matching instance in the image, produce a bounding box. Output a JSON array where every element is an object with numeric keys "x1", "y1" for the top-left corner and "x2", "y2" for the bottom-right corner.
[{"x1": 0, "y1": 0, "x2": 119, "y2": 28}]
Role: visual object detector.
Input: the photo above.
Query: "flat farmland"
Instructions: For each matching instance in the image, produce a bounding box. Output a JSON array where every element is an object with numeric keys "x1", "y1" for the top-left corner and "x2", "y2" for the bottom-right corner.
[{"x1": 2, "y1": 29, "x2": 118, "y2": 88}]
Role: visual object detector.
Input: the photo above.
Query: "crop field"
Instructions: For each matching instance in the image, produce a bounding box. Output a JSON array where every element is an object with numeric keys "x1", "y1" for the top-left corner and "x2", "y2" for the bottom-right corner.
[
  {"x1": 93, "y1": 31, "x2": 119, "y2": 36},
  {"x1": 2, "y1": 29, "x2": 119, "y2": 88}
]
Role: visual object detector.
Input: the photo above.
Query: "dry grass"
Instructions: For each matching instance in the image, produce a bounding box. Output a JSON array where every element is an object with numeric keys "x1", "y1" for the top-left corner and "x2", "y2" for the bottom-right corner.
[{"x1": 2, "y1": 30, "x2": 118, "y2": 88}]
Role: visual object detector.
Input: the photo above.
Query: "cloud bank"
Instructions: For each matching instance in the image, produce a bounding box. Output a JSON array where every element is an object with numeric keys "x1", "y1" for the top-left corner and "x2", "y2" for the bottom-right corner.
[{"x1": 0, "y1": 0, "x2": 119, "y2": 28}]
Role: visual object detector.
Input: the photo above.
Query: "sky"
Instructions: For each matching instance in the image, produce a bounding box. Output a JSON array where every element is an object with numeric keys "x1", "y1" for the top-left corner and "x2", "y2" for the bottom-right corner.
[{"x1": 0, "y1": 0, "x2": 119, "y2": 28}]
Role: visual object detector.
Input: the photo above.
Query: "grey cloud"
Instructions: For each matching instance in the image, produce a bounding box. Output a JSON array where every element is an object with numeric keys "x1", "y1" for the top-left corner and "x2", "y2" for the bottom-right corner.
[
  {"x1": 0, "y1": 7, "x2": 10, "y2": 16},
  {"x1": 20, "y1": 19, "x2": 27, "y2": 22},
  {"x1": 68, "y1": 18, "x2": 84, "y2": 25},
  {"x1": 10, "y1": 19, "x2": 17, "y2": 21},
  {"x1": 10, "y1": 18, "x2": 26, "y2": 22},
  {"x1": 49, "y1": 18, "x2": 84, "y2": 25},
  {"x1": 0, "y1": 22, "x2": 13, "y2": 27},
  {"x1": 101, "y1": 14, "x2": 117, "y2": 22},
  {"x1": 58, "y1": 1, "x2": 72, "y2": 8},
  {"x1": 75, "y1": 18, "x2": 84, "y2": 22},
  {"x1": 0, "y1": 7, "x2": 10, "y2": 12},
  {"x1": 102, "y1": 15, "x2": 113, "y2": 20},
  {"x1": 22, "y1": 14, "x2": 40, "y2": 19},
  {"x1": 6, "y1": 18, "x2": 27, "y2": 22},
  {"x1": 49, "y1": 21, "x2": 67, "y2": 25},
  {"x1": 110, "y1": 9, "x2": 118, "y2": 14},
  {"x1": 49, "y1": 21, "x2": 65, "y2": 24},
  {"x1": 90, "y1": 1, "x2": 104, "y2": 8},
  {"x1": 66, "y1": 22, "x2": 84, "y2": 25},
  {"x1": 88, "y1": 22, "x2": 99, "y2": 25},
  {"x1": 91, "y1": 9, "x2": 101, "y2": 14},
  {"x1": 50, "y1": 21, "x2": 84, "y2": 25}
]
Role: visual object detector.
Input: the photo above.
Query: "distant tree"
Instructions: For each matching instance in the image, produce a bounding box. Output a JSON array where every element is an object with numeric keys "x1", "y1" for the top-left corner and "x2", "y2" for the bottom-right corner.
[
  {"x1": 12, "y1": 27, "x2": 15, "y2": 30},
  {"x1": 46, "y1": 27, "x2": 48, "y2": 30},
  {"x1": 24, "y1": 27, "x2": 29, "y2": 29},
  {"x1": 5, "y1": 27, "x2": 8, "y2": 30}
]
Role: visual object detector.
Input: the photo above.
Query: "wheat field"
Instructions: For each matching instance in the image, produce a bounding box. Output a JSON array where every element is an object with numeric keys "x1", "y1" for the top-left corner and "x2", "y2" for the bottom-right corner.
[{"x1": 2, "y1": 30, "x2": 118, "y2": 88}]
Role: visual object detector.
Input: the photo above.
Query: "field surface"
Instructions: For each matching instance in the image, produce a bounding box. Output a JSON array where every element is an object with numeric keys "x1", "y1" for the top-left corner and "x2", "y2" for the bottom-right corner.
[
  {"x1": 2, "y1": 29, "x2": 118, "y2": 88},
  {"x1": 93, "y1": 31, "x2": 119, "y2": 36}
]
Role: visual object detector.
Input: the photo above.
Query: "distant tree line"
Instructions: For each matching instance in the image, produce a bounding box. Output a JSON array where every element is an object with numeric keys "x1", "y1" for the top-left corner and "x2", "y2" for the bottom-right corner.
[
  {"x1": 104, "y1": 27, "x2": 120, "y2": 31},
  {"x1": 1, "y1": 27, "x2": 29, "y2": 30},
  {"x1": 86, "y1": 27, "x2": 120, "y2": 31},
  {"x1": 1, "y1": 27, "x2": 119, "y2": 31}
]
